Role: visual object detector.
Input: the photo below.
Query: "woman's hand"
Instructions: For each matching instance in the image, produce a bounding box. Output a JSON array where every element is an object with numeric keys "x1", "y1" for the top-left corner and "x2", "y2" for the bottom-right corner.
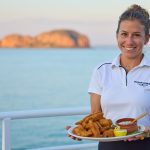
[
  {"x1": 125, "y1": 134, "x2": 145, "y2": 141},
  {"x1": 143, "y1": 126, "x2": 150, "y2": 137},
  {"x1": 125, "y1": 126, "x2": 150, "y2": 141},
  {"x1": 65, "y1": 126, "x2": 82, "y2": 141}
]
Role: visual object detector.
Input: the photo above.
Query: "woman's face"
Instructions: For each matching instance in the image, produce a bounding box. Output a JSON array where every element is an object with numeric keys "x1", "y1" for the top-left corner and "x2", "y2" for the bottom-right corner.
[{"x1": 116, "y1": 20, "x2": 149, "y2": 59}]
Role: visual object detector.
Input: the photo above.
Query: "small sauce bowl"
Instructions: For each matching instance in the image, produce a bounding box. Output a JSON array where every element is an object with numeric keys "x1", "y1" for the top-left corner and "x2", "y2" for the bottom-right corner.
[{"x1": 116, "y1": 118, "x2": 138, "y2": 134}]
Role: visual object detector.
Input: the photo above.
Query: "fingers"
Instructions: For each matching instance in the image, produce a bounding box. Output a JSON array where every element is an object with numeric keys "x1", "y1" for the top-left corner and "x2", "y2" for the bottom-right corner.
[
  {"x1": 144, "y1": 126, "x2": 150, "y2": 137},
  {"x1": 65, "y1": 126, "x2": 82, "y2": 141},
  {"x1": 65, "y1": 126, "x2": 71, "y2": 130},
  {"x1": 67, "y1": 134, "x2": 81, "y2": 141},
  {"x1": 144, "y1": 126, "x2": 150, "y2": 132},
  {"x1": 127, "y1": 137, "x2": 138, "y2": 141},
  {"x1": 124, "y1": 126, "x2": 150, "y2": 142},
  {"x1": 125, "y1": 135, "x2": 145, "y2": 142}
]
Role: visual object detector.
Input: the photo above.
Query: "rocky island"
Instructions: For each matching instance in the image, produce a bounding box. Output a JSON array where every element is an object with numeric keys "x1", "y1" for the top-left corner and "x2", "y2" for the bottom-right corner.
[{"x1": 0, "y1": 29, "x2": 90, "y2": 48}]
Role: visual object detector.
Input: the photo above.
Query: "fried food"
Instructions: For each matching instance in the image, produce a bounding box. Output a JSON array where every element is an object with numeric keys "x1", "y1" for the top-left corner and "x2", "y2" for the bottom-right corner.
[
  {"x1": 72, "y1": 125, "x2": 93, "y2": 137},
  {"x1": 72, "y1": 112, "x2": 114, "y2": 138},
  {"x1": 99, "y1": 119, "x2": 112, "y2": 127},
  {"x1": 103, "y1": 129, "x2": 114, "y2": 137}
]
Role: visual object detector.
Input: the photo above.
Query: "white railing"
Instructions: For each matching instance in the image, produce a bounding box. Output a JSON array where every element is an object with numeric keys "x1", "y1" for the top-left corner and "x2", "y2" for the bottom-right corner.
[{"x1": 0, "y1": 107, "x2": 98, "y2": 150}]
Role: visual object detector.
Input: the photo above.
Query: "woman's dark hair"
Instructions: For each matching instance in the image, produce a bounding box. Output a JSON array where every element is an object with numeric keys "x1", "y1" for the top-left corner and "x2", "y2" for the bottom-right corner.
[{"x1": 116, "y1": 4, "x2": 150, "y2": 35}]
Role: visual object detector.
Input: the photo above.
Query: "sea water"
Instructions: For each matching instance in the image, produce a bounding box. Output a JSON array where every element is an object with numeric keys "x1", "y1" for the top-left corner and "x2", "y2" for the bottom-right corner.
[{"x1": 0, "y1": 47, "x2": 149, "y2": 150}]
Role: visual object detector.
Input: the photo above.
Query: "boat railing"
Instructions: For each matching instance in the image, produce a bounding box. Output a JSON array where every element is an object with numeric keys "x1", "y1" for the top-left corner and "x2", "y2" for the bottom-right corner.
[{"x1": 0, "y1": 107, "x2": 98, "y2": 150}]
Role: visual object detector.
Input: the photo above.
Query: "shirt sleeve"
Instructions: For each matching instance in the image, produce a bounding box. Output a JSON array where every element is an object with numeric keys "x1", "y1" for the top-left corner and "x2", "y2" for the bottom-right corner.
[{"x1": 88, "y1": 67, "x2": 102, "y2": 95}]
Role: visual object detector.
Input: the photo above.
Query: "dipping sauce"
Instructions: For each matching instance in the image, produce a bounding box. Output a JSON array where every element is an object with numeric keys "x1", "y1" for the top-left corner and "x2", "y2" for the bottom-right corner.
[
  {"x1": 116, "y1": 118, "x2": 138, "y2": 133},
  {"x1": 119, "y1": 121, "x2": 131, "y2": 125}
]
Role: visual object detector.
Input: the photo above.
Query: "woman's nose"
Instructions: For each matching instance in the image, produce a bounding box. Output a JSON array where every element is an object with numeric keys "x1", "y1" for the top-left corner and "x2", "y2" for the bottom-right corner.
[{"x1": 126, "y1": 36, "x2": 134, "y2": 44}]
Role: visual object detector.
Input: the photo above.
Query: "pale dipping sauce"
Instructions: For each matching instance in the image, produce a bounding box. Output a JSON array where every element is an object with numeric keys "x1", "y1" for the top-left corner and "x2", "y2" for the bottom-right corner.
[{"x1": 119, "y1": 121, "x2": 132, "y2": 125}]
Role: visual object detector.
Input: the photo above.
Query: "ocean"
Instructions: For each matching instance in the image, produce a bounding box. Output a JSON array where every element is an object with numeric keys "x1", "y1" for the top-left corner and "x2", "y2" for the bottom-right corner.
[{"x1": 0, "y1": 47, "x2": 149, "y2": 150}]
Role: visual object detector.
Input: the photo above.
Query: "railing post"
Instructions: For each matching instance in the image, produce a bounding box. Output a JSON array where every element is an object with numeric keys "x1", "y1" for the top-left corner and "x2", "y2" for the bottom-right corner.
[{"x1": 2, "y1": 118, "x2": 11, "y2": 150}]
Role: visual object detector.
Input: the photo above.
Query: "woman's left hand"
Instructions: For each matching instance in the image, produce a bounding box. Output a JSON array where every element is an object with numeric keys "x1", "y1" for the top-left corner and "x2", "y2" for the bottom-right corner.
[{"x1": 125, "y1": 126, "x2": 150, "y2": 141}]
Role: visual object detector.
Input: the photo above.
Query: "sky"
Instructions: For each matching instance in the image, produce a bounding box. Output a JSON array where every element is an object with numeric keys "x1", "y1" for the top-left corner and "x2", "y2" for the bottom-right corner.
[{"x1": 0, "y1": 0, "x2": 149, "y2": 46}]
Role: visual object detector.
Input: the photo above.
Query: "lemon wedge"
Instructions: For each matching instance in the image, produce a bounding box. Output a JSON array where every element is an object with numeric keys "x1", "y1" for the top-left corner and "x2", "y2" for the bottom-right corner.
[{"x1": 114, "y1": 126, "x2": 127, "y2": 137}]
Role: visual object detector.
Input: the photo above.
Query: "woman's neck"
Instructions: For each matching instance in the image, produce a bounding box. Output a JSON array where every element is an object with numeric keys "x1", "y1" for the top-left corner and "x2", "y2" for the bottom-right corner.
[{"x1": 120, "y1": 54, "x2": 144, "y2": 72}]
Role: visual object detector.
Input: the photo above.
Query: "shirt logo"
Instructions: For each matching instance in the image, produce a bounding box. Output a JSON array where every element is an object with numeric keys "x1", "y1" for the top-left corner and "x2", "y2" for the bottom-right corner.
[{"x1": 134, "y1": 81, "x2": 150, "y2": 87}]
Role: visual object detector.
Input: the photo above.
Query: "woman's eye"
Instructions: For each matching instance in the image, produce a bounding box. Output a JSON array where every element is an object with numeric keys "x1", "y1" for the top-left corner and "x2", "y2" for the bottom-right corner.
[
  {"x1": 134, "y1": 34, "x2": 140, "y2": 37},
  {"x1": 121, "y1": 33, "x2": 127, "y2": 37}
]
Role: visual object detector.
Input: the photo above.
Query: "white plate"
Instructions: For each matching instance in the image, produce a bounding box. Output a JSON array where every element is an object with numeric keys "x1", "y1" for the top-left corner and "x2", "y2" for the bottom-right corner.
[{"x1": 67, "y1": 125, "x2": 145, "y2": 142}]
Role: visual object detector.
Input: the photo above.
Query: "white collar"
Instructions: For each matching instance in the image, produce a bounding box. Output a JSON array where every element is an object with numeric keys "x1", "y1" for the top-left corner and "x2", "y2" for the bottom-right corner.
[{"x1": 111, "y1": 54, "x2": 150, "y2": 68}]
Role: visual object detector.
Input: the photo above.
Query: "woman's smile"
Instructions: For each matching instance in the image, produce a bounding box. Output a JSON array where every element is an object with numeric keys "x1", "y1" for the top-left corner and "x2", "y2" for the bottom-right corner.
[{"x1": 124, "y1": 47, "x2": 137, "y2": 54}]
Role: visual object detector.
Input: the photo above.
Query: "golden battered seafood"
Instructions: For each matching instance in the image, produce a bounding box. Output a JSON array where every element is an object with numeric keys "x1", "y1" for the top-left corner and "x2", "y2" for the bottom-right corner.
[
  {"x1": 72, "y1": 112, "x2": 114, "y2": 138},
  {"x1": 99, "y1": 119, "x2": 112, "y2": 127},
  {"x1": 103, "y1": 129, "x2": 114, "y2": 137},
  {"x1": 72, "y1": 125, "x2": 93, "y2": 137}
]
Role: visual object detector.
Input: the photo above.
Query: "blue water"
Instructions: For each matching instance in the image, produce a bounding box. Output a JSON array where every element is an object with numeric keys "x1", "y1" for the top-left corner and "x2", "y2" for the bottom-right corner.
[{"x1": 0, "y1": 47, "x2": 149, "y2": 150}]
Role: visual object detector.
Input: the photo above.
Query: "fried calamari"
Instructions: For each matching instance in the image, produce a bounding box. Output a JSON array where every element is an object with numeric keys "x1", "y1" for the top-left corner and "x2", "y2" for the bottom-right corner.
[{"x1": 72, "y1": 112, "x2": 114, "y2": 137}]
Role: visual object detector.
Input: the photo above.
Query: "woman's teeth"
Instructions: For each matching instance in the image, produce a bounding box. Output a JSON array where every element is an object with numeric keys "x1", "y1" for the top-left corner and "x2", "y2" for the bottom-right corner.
[{"x1": 125, "y1": 47, "x2": 135, "y2": 51}]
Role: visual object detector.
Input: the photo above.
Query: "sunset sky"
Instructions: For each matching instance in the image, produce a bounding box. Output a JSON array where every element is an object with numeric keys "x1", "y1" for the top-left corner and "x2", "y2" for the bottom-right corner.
[{"x1": 0, "y1": 0, "x2": 149, "y2": 46}]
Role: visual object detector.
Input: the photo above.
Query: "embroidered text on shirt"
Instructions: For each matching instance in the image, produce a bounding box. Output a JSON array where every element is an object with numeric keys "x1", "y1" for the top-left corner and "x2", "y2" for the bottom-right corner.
[{"x1": 134, "y1": 81, "x2": 150, "y2": 87}]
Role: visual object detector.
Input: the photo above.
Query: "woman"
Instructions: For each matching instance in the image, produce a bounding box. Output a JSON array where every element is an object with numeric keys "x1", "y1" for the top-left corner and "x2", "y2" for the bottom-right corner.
[{"x1": 88, "y1": 4, "x2": 150, "y2": 150}]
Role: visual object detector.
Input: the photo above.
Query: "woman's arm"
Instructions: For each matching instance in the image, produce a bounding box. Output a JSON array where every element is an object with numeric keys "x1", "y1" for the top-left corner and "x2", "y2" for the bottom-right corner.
[{"x1": 90, "y1": 93, "x2": 102, "y2": 113}]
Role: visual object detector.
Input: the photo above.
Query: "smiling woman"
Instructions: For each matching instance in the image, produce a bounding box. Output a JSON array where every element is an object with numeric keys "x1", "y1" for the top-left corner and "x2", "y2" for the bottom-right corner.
[{"x1": 86, "y1": 4, "x2": 150, "y2": 150}]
